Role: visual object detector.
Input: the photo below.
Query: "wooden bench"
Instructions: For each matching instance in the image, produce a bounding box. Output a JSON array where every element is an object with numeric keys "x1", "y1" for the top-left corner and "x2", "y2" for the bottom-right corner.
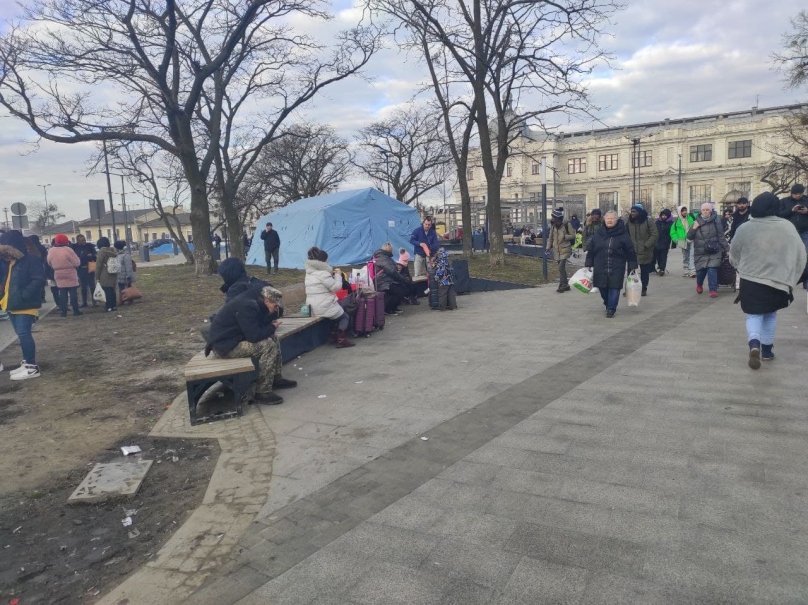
[{"x1": 183, "y1": 315, "x2": 329, "y2": 425}]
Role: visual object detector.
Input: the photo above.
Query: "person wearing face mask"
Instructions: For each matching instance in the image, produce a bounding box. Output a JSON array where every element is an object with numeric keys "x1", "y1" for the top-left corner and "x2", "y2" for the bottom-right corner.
[
  {"x1": 687, "y1": 202, "x2": 729, "y2": 298},
  {"x1": 584, "y1": 211, "x2": 637, "y2": 318}
]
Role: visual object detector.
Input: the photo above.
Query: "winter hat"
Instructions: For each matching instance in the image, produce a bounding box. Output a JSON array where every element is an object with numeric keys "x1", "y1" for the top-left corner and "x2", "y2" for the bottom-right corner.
[
  {"x1": 791, "y1": 184, "x2": 805, "y2": 195},
  {"x1": 590, "y1": 208, "x2": 602, "y2": 217},
  {"x1": 750, "y1": 192, "x2": 780, "y2": 218},
  {"x1": 97, "y1": 237, "x2": 111, "y2": 248},
  {"x1": 114, "y1": 240, "x2": 126, "y2": 250},
  {"x1": 0, "y1": 230, "x2": 26, "y2": 254},
  {"x1": 659, "y1": 208, "x2": 671, "y2": 218},
  {"x1": 53, "y1": 233, "x2": 70, "y2": 246},
  {"x1": 551, "y1": 208, "x2": 564, "y2": 219},
  {"x1": 631, "y1": 203, "x2": 645, "y2": 211},
  {"x1": 260, "y1": 285, "x2": 283, "y2": 304}
]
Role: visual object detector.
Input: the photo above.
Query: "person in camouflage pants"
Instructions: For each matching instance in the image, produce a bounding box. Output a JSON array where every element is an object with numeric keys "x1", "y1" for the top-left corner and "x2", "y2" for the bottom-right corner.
[{"x1": 220, "y1": 336, "x2": 282, "y2": 396}]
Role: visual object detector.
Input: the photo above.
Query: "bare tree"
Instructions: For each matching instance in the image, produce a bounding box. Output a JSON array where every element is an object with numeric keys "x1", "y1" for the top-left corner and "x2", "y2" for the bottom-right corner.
[
  {"x1": 241, "y1": 123, "x2": 353, "y2": 213},
  {"x1": 369, "y1": 0, "x2": 616, "y2": 265},
  {"x1": 354, "y1": 103, "x2": 452, "y2": 205},
  {"x1": 0, "y1": 0, "x2": 375, "y2": 272},
  {"x1": 30, "y1": 202, "x2": 64, "y2": 230},
  {"x1": 774, "y1": 10, "x2": 808, "y2": 89}
]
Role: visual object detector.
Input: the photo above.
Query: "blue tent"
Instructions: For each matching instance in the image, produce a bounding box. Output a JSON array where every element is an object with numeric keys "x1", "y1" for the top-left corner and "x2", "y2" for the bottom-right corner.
[{"x1": 246, "y1": 188, "x2": 422, "y2": 269}]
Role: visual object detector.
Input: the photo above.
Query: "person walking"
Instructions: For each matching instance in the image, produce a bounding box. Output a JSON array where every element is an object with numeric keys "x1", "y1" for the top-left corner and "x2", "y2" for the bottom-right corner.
[
  {"x1": 728, "y1": 197, "x2": 751, "y2": 242},
  {"x1": 95, "y1": 237, "x2": 119, "y2": 312},
  {"x1": 653, "y1": 209, "x2": 673, "y2": 275},
  {"x1": 687, "y1": 202, "x2": 729, "y2": 298},
  {"x1": 582, "y1": 209, "x2": 602, "y2": 251},
  {"x1": 72, "y1": 234, "x2": 97, "y2": 307},
  {"x1": 671, "y1": 205, "x2": 696, "y2": 277},
  {"x1": 625, "y1": 204, "x2": 658, "y2": 296},
  {"x1": 584, "y1": 211, "x2": 637, "y2": 318},
  {"x1": 260, "y1": 223, "x2": 281, "y2": 274},
  {"x1": 409, "y1": 216, "x2": 439, "y2": 279},
  {"x1": 546, "y1": 208, "x2": 576, "y2": 293},
  {"x1": 113, "y1": 240, "x2": 136, "y2": 303},
  {"x1": 0, "y1": 230, "x2": 45, "y2": 380},
  {"x1": 47, "y1": 234, "x2": 82, "y2": 317},
  {"x1": 729, "y1": 192, "x2": 806, "y2": 369}
]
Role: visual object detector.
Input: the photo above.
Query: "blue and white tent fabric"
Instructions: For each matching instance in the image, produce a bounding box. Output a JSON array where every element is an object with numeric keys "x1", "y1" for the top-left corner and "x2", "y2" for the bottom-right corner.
[{"x1": 246, "y1": 188, "x2": 421, "y2": 269}]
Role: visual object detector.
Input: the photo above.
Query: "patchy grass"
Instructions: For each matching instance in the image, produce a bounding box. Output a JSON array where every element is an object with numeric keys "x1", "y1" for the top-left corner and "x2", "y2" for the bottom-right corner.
[{"x1": 466, "y1": 252, "x2": 561, "y2": 286}]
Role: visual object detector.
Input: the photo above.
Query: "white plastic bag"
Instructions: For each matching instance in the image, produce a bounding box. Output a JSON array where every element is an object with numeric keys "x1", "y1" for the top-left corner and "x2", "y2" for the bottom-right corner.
[
  {"x1": 93, "y1": 282, "x2": 106, "y2": 303},
  {"x1": 625, "y1": 270, "x2": 642, "y2": 307},
  {"x1": 569, "y1": 267, "x2": 594, "y2": 293},
  {"x1": 355, "y1": 265, "x2": 375, "y2": 291}
]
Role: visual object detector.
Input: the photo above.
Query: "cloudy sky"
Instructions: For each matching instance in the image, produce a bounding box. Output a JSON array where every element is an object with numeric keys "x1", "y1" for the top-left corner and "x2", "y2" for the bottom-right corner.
[{"x1": 0, "y1": 0, "x2": 804, "y2": 222}]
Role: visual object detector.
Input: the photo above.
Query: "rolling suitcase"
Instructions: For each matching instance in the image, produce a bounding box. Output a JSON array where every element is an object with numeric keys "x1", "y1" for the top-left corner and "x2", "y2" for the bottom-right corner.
[
  {"x1": 428, "y1": 270, "x2": 440, "y2": 309},
  {"x1": 354, "y1": 292, "x2": 376, "y2": 336},
  {"x1": 372, "y1": 291, "x2": 385, "y2": 329},
  {"x1": 718, "y1": 256, "x2": 736, "y2": 289}
]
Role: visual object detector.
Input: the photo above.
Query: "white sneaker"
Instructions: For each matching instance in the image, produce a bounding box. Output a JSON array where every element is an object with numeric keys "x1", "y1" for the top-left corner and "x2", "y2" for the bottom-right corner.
[
  {"x1": 9, "y1": 361, "x2": 26, "y2": 376},
  {"x1": 10, "y1": 364, "x2": 39, "y2": 381}
]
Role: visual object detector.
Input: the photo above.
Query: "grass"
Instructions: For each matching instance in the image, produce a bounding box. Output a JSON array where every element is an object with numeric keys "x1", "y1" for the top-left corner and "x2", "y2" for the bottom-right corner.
[{"x1": 465, "y1": 252, "x2": 560, "y2": 286}]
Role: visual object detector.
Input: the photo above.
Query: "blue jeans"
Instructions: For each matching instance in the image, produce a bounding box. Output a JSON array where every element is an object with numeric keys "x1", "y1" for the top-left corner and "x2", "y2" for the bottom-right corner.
[
  {"x1": 599, "y1": 287, "x2": 621, "y2": 312},
  {"x1": 9, "y1": 313, "x2": 36, "y2": 364},
  {"x1": 746, "y1": 312, "x2": 777, "y2": 345},
  {"x1": 696, "y1": 267, "x2": 718, "y2": 292}
]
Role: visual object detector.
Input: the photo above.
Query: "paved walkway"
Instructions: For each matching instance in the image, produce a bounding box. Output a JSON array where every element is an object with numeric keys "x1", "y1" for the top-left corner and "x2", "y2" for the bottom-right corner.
[{"x1": 108, "y1": 262, "x2": 808, "y2": 604}]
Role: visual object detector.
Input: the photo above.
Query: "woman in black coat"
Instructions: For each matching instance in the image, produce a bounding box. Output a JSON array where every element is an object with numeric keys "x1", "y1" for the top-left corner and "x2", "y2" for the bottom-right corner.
[{"x1": 585, "y1": 211, "x2": 638, "y2": 317}]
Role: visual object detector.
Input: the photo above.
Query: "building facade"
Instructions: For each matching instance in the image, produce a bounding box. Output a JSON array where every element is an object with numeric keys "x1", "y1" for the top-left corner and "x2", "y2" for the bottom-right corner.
[{"x1": 458, "y1": 104, "x2": 807, "y2": 226}]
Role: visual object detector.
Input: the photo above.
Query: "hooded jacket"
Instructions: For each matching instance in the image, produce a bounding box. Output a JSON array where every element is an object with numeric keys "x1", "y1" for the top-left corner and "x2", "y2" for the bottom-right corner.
[
  {"x1": 0, "y1": 231, "x2": 45, "y2": 313},
  {"x1": 626, "y1": 207, "x2": 658, "y2": 264},
  {"x1": 372, "y1": 248, "x2": 410, "y2": 292},
  {"x1": 584, "y1": 219, "x2": 638, "y2": 290},
  {"x1": 670, "y1": 205, "x2": 696, "y2": 244},
  {"x1": 686, "y1": 212, "x2": 728, "y2": 270},
  {"x1": 47, "y1": 244, "x2": 81, "y2": 288},
  {"x1": 206, "y1": 288, "x2": 277, "y2": 356},
  {"x1": 218, "y1": 257, "x2": 270, "y2": 301},
  {"x1": 654, "y1": 215, "x2": 673, "y2": 250},
  {"x1": 304, "y1": 259, "x2": 344, "y2": 319},
  {"x1": 546, "y1": 219, "x2": 575, "y2": 260},
  {"x1": 96, "y1": 246, "x2": 118, "y2": 288}
]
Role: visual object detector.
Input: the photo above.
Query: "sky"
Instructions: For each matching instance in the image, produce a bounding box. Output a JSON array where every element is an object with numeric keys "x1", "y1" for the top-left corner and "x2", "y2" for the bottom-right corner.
[{"x1": 0, "y1": 0, "x2": 805, "y2": 222}]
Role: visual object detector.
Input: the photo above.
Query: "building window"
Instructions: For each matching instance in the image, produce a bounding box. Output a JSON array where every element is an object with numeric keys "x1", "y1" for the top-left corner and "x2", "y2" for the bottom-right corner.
[
  {"x1": 728, "y1": 181, "x2": 751, "y2": 197},
  {"x1": 506, "y1": 163, "x2": 512, "y2": 177},
  {"x1": 632, "y1": 150, "x2": 652, "y2": 168},
  {"x1": 467, "y1": 168, "x2": 474, "y2": 181},
  {"x1": 568, "y1": 157, "x2": 586, "y2": 174},
  {"x1": 531, "y1": 162, "x2": 540, "y2": 175},
  {"x1": 689, "y1": 184, "x2": 712, "y2": 204},
  {"x1": 689, "y1": 144, "x2": 712, "y2": 163},
  {"x1": 728, "y1": 140, "x2": 752, "y2": 159},
  {"x1": 598, "y1": 191, "x2": 618, "y2": 212},
  {"x1": 636, "y1": 188, "x2": 653, "y2": 206},
  {"x1": 85, "y1": 230, "x2": 92, "y2": 240},
  {"x1": 598, "y1": 154, "x2": 618, "y2": 171},
  {"x1": 152, "y1": 233, "x2": 157, "y2": 240}
]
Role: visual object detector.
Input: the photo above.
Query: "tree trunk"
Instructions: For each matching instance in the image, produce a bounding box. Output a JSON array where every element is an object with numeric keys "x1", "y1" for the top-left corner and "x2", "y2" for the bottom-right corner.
[
  {"x1": 188, "y1": 183, "x2": 215, "y2": 275},
  {"x1": 221, "y1": 191, "x2": 244, "y2": 260},
  {"x1": 160, "y1": 215, "x2": 194, "y2": 263},
  {"x1": 456, "y1": 169, "x2": 474, "y2": 257}
]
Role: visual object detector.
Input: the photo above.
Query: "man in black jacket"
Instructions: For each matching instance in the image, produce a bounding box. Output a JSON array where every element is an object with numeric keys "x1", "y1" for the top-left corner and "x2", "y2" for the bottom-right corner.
[
  {"x1": 260, "y1": 223, "x2": 281, "y2": 274},
  {"x1": 71, "y1": 234, "x2": 97, "y2": 307},
  {"x1": 728, "y1": 197, "x2": 750, "y2": 242},
  {"x1": 206, "y1": 285, "x2": 296, "y2": 405},
  {"x1": 778, "y1": 183, "x2": 805, "y2": 219}
]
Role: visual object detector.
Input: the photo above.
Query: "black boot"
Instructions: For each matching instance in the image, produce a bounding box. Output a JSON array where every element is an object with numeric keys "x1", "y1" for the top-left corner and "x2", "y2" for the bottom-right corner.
[{"x1": 761, "y1": 344, "x2": 775, "y2": 361}]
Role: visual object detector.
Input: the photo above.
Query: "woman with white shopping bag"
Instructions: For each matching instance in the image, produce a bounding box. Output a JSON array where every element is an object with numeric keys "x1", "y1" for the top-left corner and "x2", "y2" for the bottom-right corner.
[{"x1": 584, "y1": 211, "x2": 638, "y2": 317}]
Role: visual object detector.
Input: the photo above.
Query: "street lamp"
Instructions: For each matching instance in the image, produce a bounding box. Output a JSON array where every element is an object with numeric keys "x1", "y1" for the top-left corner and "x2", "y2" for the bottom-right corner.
[{"x1": 38, "y1": 183, "x2": 52, "y2": 225}]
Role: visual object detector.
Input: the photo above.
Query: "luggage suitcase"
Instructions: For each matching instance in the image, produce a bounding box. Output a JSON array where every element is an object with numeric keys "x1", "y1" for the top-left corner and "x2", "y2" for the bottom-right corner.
[
  {"x1": 428, "y1": 270, "x2": 440, "y2": 309},
  {"x1": 372, "y1": 291, "x2": 385, "y2": 330},
  {"x1": 354, "y1": 292, "x2": 376, "y2": 336},
  {"x1": 718, "y1": 256, "x2": 736, "y2": 289}
]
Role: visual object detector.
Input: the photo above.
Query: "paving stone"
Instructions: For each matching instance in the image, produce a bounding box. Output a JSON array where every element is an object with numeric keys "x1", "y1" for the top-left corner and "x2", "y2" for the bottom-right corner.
[
  {"x1": 68, "y1": 459, "x2": 153, "y2": 502},
  {"x1": 342, "y1": 561, "x2": 448, "y2": 605},
  {"x1": 497, "y1": 556, "x2": 588, "y2": 604},
  {"x1": 420, "y1": 537, "x2": 521, "y2": 589}
]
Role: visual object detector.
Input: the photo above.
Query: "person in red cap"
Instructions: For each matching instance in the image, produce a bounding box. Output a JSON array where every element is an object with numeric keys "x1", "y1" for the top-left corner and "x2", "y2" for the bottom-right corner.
[{"x1": 46, "y1": 234, "x2": 82, "y2": 317}]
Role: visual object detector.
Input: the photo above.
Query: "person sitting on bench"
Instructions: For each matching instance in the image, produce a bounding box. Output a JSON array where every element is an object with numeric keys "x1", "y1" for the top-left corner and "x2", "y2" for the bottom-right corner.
[
  {"x1": 373, "y1": 242, "x2": 417, "y2": 313},
  {"x1": 304, "y1": 247, "x2": 355, "y2": 348},
  {"x1": 205, "y1": 285, "x2": 296, "y2": 405},
  {"x1": 218, "y1": 257, "x2": 270, "y2": 301}
]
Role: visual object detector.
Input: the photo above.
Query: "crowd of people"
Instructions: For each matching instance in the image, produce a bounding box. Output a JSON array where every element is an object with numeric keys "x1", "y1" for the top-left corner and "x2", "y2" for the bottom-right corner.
[
  {"x1": 562, "y1": 184, "x2": 807, "y2": 368},
  {"x1": 0, "y1": 231, "x2": 139, "y2": 381}
]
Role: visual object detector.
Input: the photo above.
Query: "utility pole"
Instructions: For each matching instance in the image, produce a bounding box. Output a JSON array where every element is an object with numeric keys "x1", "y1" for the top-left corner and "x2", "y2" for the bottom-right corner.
[
  {"x1": 38, "y1": 183, "x2": 52, "y2": 225},
  {"x1": 630, "y1": 138, "x2": 639, "y2": 205},
  {"x1": 678, "y1": 154, "x2": 683, "y2": 208},
  {"x1": 102, "y1": 138, "x2": 117, "y2": 240},
  {"x1": 2, "y1": 208, "x2": 8, "y2": 231},
  {"x1": 119, "y1": 175, "x2": 131, "y2": 252},
  {"x1": 540, "y1": 157, "x2": 548, "y2": 282}
]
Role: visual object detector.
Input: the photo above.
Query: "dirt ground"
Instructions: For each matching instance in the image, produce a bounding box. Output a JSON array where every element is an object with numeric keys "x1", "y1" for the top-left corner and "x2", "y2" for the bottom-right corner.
[
  {"x1": 0, "y1": 264, "x2": 304, "y2": 603},
  {"x1": 0, "y1": 256, "x2": 539, "y2": 603}
]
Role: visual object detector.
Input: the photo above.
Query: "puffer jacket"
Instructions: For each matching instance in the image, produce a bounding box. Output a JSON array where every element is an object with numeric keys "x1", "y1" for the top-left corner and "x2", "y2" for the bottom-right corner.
[
  {"x1": 95, "y1": 247, "x2": 118, "y2": 288},
  {"x1": 626, "y1": 207, "x2": 658, "y2": 265},
  {"x1": 546, "y1": 220, "x2": 575, "y2": 260},
  {"x1": 304, "y1": 259, "x2": 344, "y2": 320},
  {"x1": 372, "y1": 249, "x2": 410, "y2": 292},
  {"x1": 670, "y1": 205, "x2": 695, "y2": 244},
  {"x1": 0, "y1": 234, "x2": 45, "y2": 312},
  {"x1": 584, "y1": 219, "x2": 637, "y2": 290},
  {"x1": 47, "y1": 245, "x2": 81, "y2": 288},
  {"x1": 687, "y1": 213, "x2": 729, "y2": 270}
]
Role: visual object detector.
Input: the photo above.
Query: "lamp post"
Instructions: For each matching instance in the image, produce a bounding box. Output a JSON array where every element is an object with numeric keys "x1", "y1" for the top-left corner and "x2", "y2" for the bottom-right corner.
[
  {"x1": 102, "y1": 138, "x2": 118, "y2": 240},
  {"x1": 677, "y1": 154, "x2": 683, "y2": 208},
  {"x1": 118, "y1": 174, "x2": 132, "y2": 253},
  {"x1": 540, "y1": 157, "x2": 548, "y2": 282},
  {"x1": 38, "y1": 183, "x2": 52, "y2": 225}
]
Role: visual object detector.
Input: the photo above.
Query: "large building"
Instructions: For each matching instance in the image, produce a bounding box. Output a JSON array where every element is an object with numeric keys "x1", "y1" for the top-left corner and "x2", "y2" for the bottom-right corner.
[{"x1": 455, "y1": 104, "x2": 807, "y2": 228}]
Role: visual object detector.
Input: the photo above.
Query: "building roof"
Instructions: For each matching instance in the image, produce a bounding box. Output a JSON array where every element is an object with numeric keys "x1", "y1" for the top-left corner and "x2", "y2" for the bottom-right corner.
[
  {"x1": 139, "y1": 212, "x2": 192, "y2": 228},
  {"x1": 77, "y1": 208, "x2": 154, "y2": 226},
  {"x1": 35, "y1": 220, "x2": 82, "y2": 235}
]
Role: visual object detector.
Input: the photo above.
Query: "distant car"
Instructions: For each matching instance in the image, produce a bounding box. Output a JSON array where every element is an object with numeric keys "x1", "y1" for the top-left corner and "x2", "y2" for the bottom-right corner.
[{"x1": 146, "y1": 238, "x2": 172, "y2": 250}]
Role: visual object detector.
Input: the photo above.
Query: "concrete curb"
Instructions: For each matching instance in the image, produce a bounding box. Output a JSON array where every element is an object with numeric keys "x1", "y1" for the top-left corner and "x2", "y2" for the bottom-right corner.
[{"x1": 98, "y1": 394, "x2": 276, "y2": 604}]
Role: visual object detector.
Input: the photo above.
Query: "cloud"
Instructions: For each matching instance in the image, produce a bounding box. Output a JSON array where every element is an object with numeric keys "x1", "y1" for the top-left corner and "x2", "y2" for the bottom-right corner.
[{"x1": 0, "y1": 0, "x2": 805, "y2": 220}]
